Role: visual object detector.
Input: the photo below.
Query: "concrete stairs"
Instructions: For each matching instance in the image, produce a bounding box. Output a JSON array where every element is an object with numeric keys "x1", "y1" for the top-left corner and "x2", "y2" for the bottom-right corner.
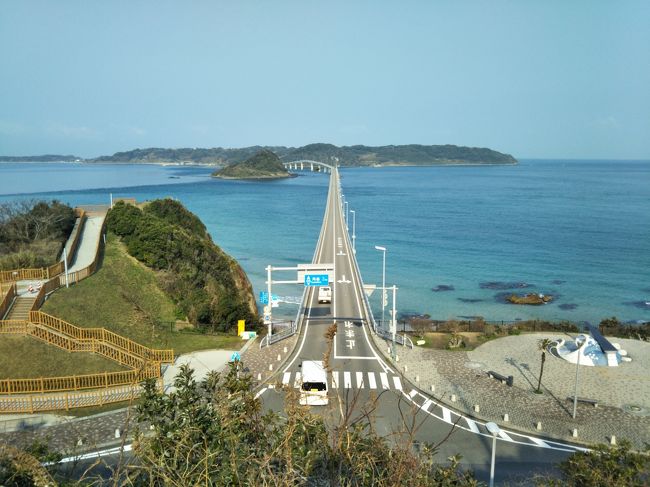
[{"x1": 4, "y1": 297, "x2": 35, "y2": 321}]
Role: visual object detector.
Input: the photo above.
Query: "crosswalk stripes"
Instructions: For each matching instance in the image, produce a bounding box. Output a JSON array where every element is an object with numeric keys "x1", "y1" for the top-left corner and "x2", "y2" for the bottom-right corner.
[
  {"x1": 280, "y1": 370, "x2": 405, "y2": 391},
  {"x1": 380, "y1": 372, "x2": 390, "y2": 389}
]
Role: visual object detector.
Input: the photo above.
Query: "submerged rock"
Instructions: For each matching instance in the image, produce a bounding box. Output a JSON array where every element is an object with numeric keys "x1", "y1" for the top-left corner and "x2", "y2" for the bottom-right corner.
[
  {"x1": 559, "y1": 303, "x2": 578, "y2": 310},
  {"x1": 432, "y1": 284, "x2": 455, "y2": 292},
  {"x1": 506, "y1": 293, "x2": 553, "y2": 305},
  {"x1": 480, "y1": 281, "x2": 533, "y2": 290},
  {"x1": 458, "y1": 297, "x2": 483, "y2": 303},
  {"x1": 623, "y1": 301, "x2": 650, "y2": 310},
  {"x1": 551, "y1": 279, "x2": 566, "y2": 285}
]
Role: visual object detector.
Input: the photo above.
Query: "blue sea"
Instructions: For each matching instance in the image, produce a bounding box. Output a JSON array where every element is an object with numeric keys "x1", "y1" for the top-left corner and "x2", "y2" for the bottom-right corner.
[{"x1": 1, "y1": 160, "x2": 649, "y2": 324}]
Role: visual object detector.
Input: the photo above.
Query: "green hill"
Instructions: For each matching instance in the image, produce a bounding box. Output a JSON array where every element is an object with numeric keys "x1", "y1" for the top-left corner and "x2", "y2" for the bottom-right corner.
[
  {"x1": 87, "y1": 143, "x2": 517, "y2": 166},
  {"x1": 212, "y1": 149, "x2": 292, "y2": 179}
]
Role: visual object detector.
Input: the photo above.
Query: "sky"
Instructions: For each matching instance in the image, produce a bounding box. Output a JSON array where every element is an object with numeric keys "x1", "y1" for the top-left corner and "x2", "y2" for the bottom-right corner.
[{"x1": 1, "y1": 1, "x2": 649, "y2": 159}]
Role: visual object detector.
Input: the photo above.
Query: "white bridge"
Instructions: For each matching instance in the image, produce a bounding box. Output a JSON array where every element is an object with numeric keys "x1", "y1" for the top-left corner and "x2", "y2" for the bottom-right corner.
[{"x1": 282, "y1": 160, "x2": 333, "y2": 173}]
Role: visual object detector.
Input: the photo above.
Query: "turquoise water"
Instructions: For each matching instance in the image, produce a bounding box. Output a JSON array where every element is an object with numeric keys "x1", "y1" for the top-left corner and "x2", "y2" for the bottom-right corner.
[{"x1": 1, "y1": 160, "x2": 648, "y2": 324}]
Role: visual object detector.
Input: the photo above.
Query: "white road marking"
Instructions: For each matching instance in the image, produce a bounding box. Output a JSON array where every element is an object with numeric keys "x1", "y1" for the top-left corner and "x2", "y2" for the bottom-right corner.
[
  {"x1": 421, "y1": 399, "x2": 433, "y2": 412},
  {"x1": 380, "y1": 373, "x2": 390, "y2": 389},
  {"x1": 529, "y1": 437, "x2": 550, "y2": 448},
  {"x1": 465, "y1": 417, "x2": 480, "y2": 434},
  {"x1": 408, "y1": 389, "x2": 418, "y2": 399},
  {"x1": 282, "y1": 372, "x2": 291, "y2": 386},
  {"x1": 367, "y1": 372, "x2": 377, "y2": 389},
  {"x1": 332, "y1": 371, "x2": 339, "y2": 389},
  {"x1": 356, "y1": 372, "x2": 364, "y2": 388},
  {"x1": 498, "y1": 430, "x2": 513, "y2": 441},
  {"x1": 442, "y1": 407, "x2": 452, "y2": 424},
  {"x1": 344, "y1": 371, "x2": 352, "y2": 389},
  {"x1": 393, "y1": 376, "x2": 402, "y2": 390},
  {"x1": 293, "y1": 372, "x2": 301, "y2": 389}
]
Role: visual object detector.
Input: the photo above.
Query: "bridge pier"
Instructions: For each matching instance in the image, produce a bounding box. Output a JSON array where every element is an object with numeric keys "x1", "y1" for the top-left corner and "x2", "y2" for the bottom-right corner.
[{"x1": 300, "y1": 162, "x2": 304, "y2": 170}]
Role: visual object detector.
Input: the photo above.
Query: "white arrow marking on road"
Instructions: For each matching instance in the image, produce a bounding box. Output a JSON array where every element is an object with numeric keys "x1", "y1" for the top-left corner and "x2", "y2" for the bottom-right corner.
[
  {"x1": 337, "y1": 251, "x2": 346, "y2": 256},
  {"x1": 337, "y1": 275, "x2": 351, "y2": 284}
]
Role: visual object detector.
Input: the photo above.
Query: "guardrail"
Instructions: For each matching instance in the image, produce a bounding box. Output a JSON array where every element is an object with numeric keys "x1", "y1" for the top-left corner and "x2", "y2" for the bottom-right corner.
[{"x1": 376, "y1": 328, "x2": 414, "y2": 349}]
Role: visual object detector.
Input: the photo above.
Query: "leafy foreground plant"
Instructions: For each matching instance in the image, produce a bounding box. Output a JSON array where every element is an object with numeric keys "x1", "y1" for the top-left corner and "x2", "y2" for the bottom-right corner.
[{"x1": 125, "y1": 363, "x2": 481, "y2": 486}]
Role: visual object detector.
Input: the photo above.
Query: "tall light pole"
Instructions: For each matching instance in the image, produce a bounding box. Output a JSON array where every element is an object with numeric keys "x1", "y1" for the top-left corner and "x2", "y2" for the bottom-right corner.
[
  {"x1": 572, "y1": 329, "x2": 585, "y2": 419},
  {"x1": 350, "y1": 210, "x2": 356, "y2": 253},
  {"x1": 375, "y1": 246, "x2": 387, "y2": 328},
  {"x1": 344, "y1": 200, "x2": 349, "y2": 229},
  {"x1": 391, "y1": 285, "x2": 397, "y2": 359},
  {"x1": 486, "y1": 422, "x2": 501, "y2": 487}
]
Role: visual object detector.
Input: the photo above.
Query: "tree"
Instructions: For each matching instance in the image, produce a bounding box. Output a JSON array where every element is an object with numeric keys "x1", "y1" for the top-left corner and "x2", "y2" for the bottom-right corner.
[
  {"x1": 128, "y1": 363, "x2": 481, "y2": 486},
  {"x1": 554, "y1": 440, "x2": 649, "y2": 486},
  {"x1": 536, "y1": 338, "x2": 553, "y2": 393}
]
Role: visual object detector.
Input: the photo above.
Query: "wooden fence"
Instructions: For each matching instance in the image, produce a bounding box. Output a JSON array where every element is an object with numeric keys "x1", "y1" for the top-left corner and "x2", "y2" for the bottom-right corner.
[
  {"x1": 0, "y1": 207, "x2": 176, "y2": 412},
  {"x1": 0, "y1": 284, "x2": 17, "y2": 320},
  {"x1": 29, "y1": 311, "x2": 174, "y2": 364},
  {"x1": 0, "y1": 382, "x2": 159, "y2": 414},
  {"x1": 0, "y1": 365, "x2": 160, "y2": 395}
]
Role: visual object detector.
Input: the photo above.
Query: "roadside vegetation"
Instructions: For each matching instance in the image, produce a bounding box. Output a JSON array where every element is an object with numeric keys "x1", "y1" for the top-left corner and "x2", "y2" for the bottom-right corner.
[
  {"x1": 0, "y1": 200, "x2": 74, "y2": 270},
  {"x1": 2, "y1": 364, "x2": 648, "y2": 486},
  {"x1": 42, "y1": 233, "x2": 242, "y2": 355}
]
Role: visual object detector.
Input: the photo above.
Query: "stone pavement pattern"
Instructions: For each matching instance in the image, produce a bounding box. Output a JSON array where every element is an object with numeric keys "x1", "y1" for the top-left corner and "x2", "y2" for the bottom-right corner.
[{"x1": 371, "y1": 332, "x2": 650, "y2": 449}]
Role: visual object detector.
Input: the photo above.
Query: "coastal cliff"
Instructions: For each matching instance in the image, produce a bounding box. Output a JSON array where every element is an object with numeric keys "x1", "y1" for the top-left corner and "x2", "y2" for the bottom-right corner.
[{"x1": 106, "y1": 199, "x2": 259, "y2": 331}]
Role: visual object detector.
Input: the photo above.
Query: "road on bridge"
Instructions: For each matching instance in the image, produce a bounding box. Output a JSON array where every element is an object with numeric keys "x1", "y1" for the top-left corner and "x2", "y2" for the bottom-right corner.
[{"x1": 259, "y1": 166, "x2": 580, "y2": 483}]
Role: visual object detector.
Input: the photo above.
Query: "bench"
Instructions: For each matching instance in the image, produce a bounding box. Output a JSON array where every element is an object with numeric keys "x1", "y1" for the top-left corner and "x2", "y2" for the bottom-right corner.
[
  {"x1": 487, "y1": 371, "x2": 513, "y2": 387},
  {"x1": 567, "y1": 396, "x2": 598, "y2": 407}
]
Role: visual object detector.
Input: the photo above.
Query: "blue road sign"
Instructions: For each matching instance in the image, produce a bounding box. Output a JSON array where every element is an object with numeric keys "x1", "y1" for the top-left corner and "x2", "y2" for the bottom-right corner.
[
  {"x1": 259, "y1": 291, "x2": 279, "y2": 304},
  {"x1": 230, "y1": 351, "x2": 241, "y2": 362},
  {"x1": 304, "y1": 274, "x2": 329, "y2": 286}
]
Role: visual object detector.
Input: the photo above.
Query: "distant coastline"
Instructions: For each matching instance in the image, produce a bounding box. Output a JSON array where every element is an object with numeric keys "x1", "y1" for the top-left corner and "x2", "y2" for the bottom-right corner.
[{"x1": 0, "y1": 142, "x2": 518, "y2": 167}]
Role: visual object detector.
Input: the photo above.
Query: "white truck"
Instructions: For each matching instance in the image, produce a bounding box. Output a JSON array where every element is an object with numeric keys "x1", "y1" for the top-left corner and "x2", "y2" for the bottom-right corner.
[
  {"x1": 299, "y1": 360, "x2": 329, "y2": 406},
  {"x1": 318, "y1": 286, "x2": 332, "y2": 304}
]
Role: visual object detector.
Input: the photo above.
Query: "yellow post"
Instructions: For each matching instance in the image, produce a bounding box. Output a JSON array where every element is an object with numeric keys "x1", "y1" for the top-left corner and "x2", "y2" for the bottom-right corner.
[{"x1": 237, "y1": 320, "x2": 245, "y2": 336}]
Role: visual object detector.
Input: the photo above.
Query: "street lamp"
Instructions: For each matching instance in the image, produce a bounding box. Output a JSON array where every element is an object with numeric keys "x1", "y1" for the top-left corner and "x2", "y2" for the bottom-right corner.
[
  {"x1": 572, "y1": 327, "x2": 586, "y2": 419},
  {"x1": 350, "y1": 210, "x2": 356, "y2": 253},
  {"x1": 374, "y1": 245, "x2": 387, "y2": 329},
  {"x1": 486, "y1": 422, "x2": 501, "y2": 487},
  {"x1": 344, "y1": 200, "x2": 349, "y2": 229}
]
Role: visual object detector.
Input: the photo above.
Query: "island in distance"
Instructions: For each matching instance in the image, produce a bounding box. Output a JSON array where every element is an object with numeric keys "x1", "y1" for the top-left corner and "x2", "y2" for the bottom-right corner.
[
  {"x1": 211, "y1": 149, "x2": 293, "y2": 180},
  {"x1": 0, "y1": 143, "x2": 517, "y2": 166}
]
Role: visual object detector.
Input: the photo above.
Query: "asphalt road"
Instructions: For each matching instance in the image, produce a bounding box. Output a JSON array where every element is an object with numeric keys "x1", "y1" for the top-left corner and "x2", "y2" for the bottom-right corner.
[{"x1": 258, "y1": 167, "x2": 579, "y2": 484}]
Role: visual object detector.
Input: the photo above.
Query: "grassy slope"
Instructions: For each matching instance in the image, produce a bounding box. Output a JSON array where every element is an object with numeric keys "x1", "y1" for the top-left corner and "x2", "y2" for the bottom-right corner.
[
  {"x1": 42, "y1": 233, "x2": 242, "y2": 355},
  {"x1": 0, "y1": 336, "x2": 125, "y2": 379}
]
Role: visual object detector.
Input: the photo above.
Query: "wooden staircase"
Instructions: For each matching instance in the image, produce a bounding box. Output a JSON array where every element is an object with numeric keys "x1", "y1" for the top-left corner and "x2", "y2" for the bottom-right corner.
[{"x1": 4, "y1": 297, "x2": 36, "y2": 321}]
